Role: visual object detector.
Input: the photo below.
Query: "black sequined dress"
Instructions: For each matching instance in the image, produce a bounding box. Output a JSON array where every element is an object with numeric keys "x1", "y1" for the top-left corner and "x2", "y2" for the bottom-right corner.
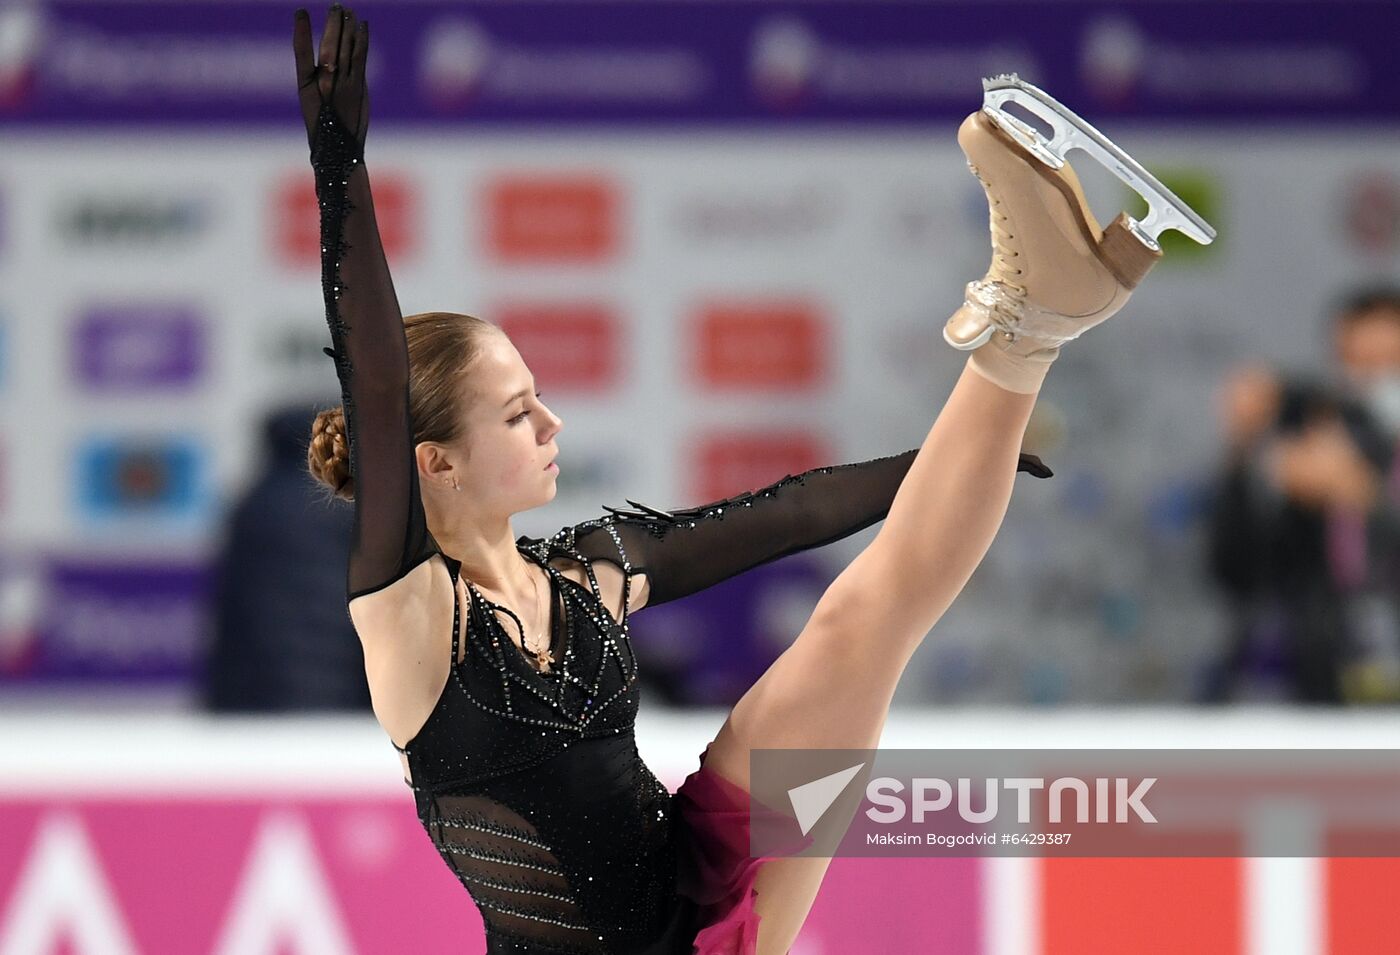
[{"x1": 309, "y1": 103, "x2": 1050, "y2": 954}]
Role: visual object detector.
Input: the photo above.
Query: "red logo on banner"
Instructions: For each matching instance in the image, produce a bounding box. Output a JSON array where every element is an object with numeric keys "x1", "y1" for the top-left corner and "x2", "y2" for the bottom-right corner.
[
  {"x1": 273, "y1": 172, "x2": 416, "y2": 267},
  {"x1": 494, "y1": 303, "x2": 620, "y2": 391},
  {"x1": 692, "y1": 301, "x2": 827, "y2": 390},
  {"x1": 691, "y1": 433, "x2": 831, "y2": 503},
  {"x1": 485, "y1": 177, "x2": 618, "y2": 262}
]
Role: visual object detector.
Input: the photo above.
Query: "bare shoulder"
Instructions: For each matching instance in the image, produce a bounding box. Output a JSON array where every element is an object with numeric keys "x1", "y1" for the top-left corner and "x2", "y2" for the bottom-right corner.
[{"x1": 548, "y1": 552, "x2": 651, "y2": 622}]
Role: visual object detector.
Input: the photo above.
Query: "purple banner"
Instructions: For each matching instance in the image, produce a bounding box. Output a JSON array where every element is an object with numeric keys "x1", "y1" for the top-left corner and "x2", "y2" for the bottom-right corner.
[
  {"x1": 19, "y1": 559, "x2": 212, "y2": 682},
  {"x1": 74, "y1": 304, "x2": 206, "y2": 392},
  {"x1": 631, "y1": 554, "x2": 830, "y2": 706},
  {"x1": 0, "y1": 2, "x2": 1394, "y2": 127}
]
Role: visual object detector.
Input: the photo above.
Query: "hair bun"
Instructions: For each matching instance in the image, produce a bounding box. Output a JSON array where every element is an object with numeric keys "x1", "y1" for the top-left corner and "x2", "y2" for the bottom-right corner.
[{"x1": 308, "y1": 406, "x2": 354, "y2": 501}]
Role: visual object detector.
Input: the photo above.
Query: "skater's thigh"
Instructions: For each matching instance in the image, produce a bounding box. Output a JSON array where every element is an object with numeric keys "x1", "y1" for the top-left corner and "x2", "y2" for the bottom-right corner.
[
  {"x1": 702, "y1": 547, "x2": 922, "y2": 795},
  {"x1": 698, "y1": 550, "x2": 923, "y2": 955},
  {"x1": 749, "y1": 856, "x2": 835, "y2": 955}
]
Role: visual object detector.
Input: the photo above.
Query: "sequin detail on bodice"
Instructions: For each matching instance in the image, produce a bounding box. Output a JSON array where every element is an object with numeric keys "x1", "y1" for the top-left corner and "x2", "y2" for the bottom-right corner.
[{"x1": 396, "y1": 526, "x2": 695, "y2": 954}]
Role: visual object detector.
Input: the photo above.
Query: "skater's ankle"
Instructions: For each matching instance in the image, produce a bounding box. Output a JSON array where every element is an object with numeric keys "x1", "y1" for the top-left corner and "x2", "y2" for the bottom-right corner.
[{"x1": 966, "y1": 338, "x2": 1059, "y2": 394}]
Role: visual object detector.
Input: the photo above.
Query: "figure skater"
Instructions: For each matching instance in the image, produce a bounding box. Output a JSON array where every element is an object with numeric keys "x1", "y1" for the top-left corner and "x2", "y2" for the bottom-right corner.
[{"x1": 292, "y1": 6, "x2": 1214, "y2": 953}]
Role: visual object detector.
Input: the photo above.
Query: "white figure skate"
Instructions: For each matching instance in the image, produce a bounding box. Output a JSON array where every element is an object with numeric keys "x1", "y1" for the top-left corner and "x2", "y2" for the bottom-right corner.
[{"x1": 944, "y1": 73, "x2": 1217, "y2": 357}]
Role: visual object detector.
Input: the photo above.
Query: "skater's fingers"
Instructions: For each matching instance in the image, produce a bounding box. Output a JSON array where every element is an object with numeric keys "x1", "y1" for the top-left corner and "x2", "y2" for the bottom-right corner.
[
  {"x1": 350, "y1": 18, "x2": 368, "y2": 81},
  {"x1": 336, "y1": 9, "x2": 358, "y2": 79},
  {"x1": 318, "y1": 4, "x2": 344, "y2": 72},
  {"x1": 292, "y1": 9, "x2": 315, "y2": 83}
]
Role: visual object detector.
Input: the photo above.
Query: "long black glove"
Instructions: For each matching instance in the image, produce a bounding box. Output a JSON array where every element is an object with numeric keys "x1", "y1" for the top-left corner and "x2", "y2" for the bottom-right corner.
[
  {"x1": 558, "y1": 450, "x2": 1052, "y2": 609},
  {"x1": 296, "y1": 6, "x2": 439, "y2": 602}
]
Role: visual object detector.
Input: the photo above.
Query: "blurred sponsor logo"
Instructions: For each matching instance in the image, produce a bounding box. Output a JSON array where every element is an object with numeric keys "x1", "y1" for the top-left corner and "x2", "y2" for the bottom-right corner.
[
  {"x1": 750, "y1": 16, "x2": 819, "y2": 109},
  {"x1": 75, "y1": 436, "x2": 206, "y2": 522},
  {"x1": 0, "y1": 4, "x2": 42, "y2": 112},
  {"x1": 674, "y1": 184, "x2": 841, "y2": 241},
  {"x1": 694, "y1": 301, "x2": 827, "y2": 390},
  {"x1": 274, "y1": 171, "x2": 415, "y2": 267},
  {"x1": 1080, "y1": 16, "x2": 1148, "y2": 107},
  {"x1": 691, "y1": 432, "x2": 831, "y2": 502},
  {"x1": 495, "y1": 302, "x2": 619, "y2": 390},
  {"x1": 39, "y1": 559, "x2": 208, "y2": 679},
  {"x1": 486, "y1": 176, "x2": 619, "y2": 262},
  {"x1": 420, "y1": 16, "x2": 705, "y2": 110},
  {"x1": 421, "y1": 18, "x2": 492, "y2": 108},
  {"x1": 56, "y1": 195, "x2": 209, "y2": 246},
  {"x1": 1080, "y1": 13, "x2": 1364, "y2": 108},
  {"x1": 73, "y1": 305, "x2": 204, "y2": 391},
  {"x1": 28, "y1": 15, "x2": 296, "y2": 106},
  {"x1": 750, "y1": 14, "x2": 1039, "y2": 110},
  {"x1": 1340, "y1": 171, "x2": 1400, "y2": 255}
]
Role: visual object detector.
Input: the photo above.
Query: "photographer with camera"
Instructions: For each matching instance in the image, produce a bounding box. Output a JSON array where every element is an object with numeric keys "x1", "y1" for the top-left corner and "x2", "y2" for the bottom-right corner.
[{"x1": 1206, "y1": 287, "x2": 1400, "y2": 704}]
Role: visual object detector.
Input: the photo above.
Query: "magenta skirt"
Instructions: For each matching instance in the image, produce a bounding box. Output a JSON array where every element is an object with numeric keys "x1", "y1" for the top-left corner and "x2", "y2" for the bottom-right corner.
[{"x1": 671, "y1": 744, "x2": 815, "y2": 955}]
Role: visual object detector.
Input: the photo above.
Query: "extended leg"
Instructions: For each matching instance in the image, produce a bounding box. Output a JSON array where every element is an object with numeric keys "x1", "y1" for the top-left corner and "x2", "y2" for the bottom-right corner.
[
  {"x1": 699, "y1": 358, "x2": 1036, "y2": 955},
  {"x1": 691, "y1": 74, "x2": 1212, "y2": 954}
]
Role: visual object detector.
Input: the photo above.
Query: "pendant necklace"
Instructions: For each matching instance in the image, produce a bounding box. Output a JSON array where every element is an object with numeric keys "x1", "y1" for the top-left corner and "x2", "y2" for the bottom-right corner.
[{"x1": 519, "y1": 565, "x2": 554, "y2": 672}]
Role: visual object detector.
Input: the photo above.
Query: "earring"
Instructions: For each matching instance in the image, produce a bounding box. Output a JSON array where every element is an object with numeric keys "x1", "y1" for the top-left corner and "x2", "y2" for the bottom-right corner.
[{"x1": 452, "y1": 477, "x2": 460, "y2": 491}]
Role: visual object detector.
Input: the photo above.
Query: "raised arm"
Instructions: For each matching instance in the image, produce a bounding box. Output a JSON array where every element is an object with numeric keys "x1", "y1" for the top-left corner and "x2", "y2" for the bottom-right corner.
[
  {"x1": 296, "y1": 6, "x2": 436, "y2": 601},
  {"x1": 559, "y1": 449, "x2": 1052, "y2": 609}
]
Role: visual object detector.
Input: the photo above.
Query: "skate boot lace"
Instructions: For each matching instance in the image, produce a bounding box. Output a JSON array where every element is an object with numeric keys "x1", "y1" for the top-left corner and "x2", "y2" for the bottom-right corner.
[{"x1": 964, "y1": 162, "x2": 1029, "y2": 341}]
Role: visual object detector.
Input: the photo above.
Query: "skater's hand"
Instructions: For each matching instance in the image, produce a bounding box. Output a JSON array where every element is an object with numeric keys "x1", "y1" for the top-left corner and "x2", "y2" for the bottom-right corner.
[{"x1": 293, "y1": 5, "x2": 369, "y2": 155}]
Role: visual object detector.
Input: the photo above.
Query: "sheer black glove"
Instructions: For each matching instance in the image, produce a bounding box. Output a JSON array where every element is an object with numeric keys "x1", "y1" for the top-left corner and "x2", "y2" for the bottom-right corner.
[
  {"x1": 293, "y1": 4, "x2": 369, "y2": 161},
  {"x1": 561, "y1": 449, "x2": 1053, "y2": 610}
]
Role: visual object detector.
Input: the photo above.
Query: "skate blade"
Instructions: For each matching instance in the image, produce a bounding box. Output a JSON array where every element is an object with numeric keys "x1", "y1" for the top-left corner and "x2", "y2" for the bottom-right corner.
[{"x1": 979, "y1": 73, "x2": 1217, "y2": 251}]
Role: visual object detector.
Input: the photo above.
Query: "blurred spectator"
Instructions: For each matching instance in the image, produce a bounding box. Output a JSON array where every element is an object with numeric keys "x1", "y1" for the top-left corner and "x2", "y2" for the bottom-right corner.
[
  {"x1": 1203, "y1": 287, "x2": 1400, "y2": 704},
  {"x1": 199, "y1": 403, "x2": 369, "y2": 712}
]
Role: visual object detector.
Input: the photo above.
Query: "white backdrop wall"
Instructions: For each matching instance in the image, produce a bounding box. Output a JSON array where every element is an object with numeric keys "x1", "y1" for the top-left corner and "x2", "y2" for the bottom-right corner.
[{"x1": 3, "y1": 127, "x2": 1398, "y2": 702}]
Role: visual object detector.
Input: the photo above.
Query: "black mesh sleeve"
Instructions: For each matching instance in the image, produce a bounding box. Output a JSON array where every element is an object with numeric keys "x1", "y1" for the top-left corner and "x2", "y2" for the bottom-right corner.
[
  {"x1": 559, "y1": 449, "x2": 1052, "y2": 609},
  {"x1": 312, "y1": 103, "x2": 437, "y2": 603}
]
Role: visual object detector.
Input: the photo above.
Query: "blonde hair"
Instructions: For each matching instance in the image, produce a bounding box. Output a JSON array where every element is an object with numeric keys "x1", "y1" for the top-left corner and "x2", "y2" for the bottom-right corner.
[{"x1": 307, "y1": 311, "x2": 503, "y2": 502}]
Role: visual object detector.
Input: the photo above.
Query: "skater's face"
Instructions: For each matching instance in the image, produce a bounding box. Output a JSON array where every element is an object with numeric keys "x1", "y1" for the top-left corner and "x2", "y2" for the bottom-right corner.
[
  {"x1": 1337, "y1": 307, "x2": 1400, "y2": 385},
  {"x1": 417, "y1": 332, "x2": 564, "y2": 514}
]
